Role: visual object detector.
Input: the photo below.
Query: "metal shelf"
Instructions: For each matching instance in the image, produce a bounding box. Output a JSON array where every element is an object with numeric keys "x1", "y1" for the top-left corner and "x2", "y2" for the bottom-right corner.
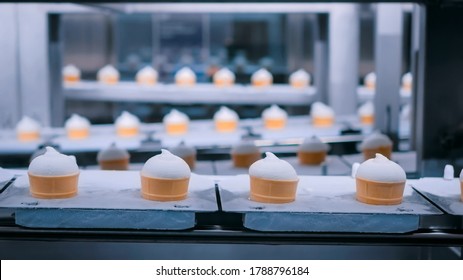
[{"x1": 63, "y1": 82, "x2": 317, "y2": 106}]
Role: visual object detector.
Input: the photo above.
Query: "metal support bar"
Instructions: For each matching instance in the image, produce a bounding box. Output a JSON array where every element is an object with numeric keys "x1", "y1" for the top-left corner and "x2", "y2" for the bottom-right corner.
[
  {"x1": 314, "y1": 14, "x2": 329, "y2": 104},
  {"x1": 328, "y1": 4, "x2": 359, "y2": 115},
  {"x1": 374, "y1": 4, "x2": 403, "y2": 149},
  {"x1": 17, "y1": 4, "x2": 51, "y2": 126},
  {"x1": 0, "y1": 4, "x2": 20, "y2": 129},
  {"x1": 48, "y1": 14, "x2": 64, "y2": 127}
]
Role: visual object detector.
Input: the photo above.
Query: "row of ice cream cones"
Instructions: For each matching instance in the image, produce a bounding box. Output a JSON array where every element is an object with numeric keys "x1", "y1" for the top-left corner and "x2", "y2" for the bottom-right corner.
[
  {"x1": 29, "y1": 146, "x2": 435, "y2": 207},
  {"x1": 63, "y1": 64, "x2": 312, "y2": 88}
]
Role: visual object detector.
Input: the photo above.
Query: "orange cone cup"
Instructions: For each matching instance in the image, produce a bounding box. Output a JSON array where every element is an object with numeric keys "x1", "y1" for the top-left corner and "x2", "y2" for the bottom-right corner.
[{"x1": 250, "y1": 176, "x2": 298, "y2": 204}]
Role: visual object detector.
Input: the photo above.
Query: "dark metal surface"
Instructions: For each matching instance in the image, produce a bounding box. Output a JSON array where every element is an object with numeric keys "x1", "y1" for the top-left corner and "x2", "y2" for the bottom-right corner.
[
  {"x1": 0, "y1": 223, "x2": 462, "y2": 247},
  {"x1": 416, "y1": 5, "x2": 463, "y2": 161},
  {"x1": 0, "y1": 1, "x2": 434, "y2": 4}
]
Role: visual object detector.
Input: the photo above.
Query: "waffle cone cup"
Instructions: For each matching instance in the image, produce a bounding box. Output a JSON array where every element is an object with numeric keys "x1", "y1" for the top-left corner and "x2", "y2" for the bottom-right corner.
[
  {"x1": 181, "y1": 154, "x2": 196, "y2": 170},
  {"x1": 117, "y1": 127, "x2": 139, "y2": 137},
  {"x1": 313, "y1": 116, "x2": 334, "y2": 127},
  {"x1": 137, "y1": 77, "x2": 157, "y2": 86},
  {"x1": 264, "y1": 118, "x2": 286, "y2": 130},
  {"x1": 166, "y1": 123, "x2": 188, "y2": 135},
  {"x1": 231, "y1": 152, "x2": 261, "y2": 168},
  {"x1": 141, "y1": 175, "x2": 189, "y2": 201},
  {"x1": 99, "y1": 76, "x2": 119, "y2": 85},
  {"x1": 67, "y1": 128, "x2": 89, "y2": 139},
  {"x1": 360, "y1": 115, "x2": 374, "y2": 125},
  {"x1": 28, "y1": 172, "x2": 79, "y2": 199},
  {"x1": 214, "y1": 79, "x2": 233, "y2": 87},
  {"x1": 362, "y1": 146, "x2": 392, "y2": 160},
  {"x1": 250, "y1": 175, "x2": 298, "y2": 204},
  {"x1": 356, "y1": 177, "x2": 405, "y2": 205},
  {"x1": 99, "y1": 158, "x2": 129, "y2": 170},
  {"x1": 291, "y1": 80, "x2": 308, "y2": 88},
  {"x1": 402, "y1": 83, "x2": 412, "y2": 91},
  {"x1": 253, "y1": 80, "x2": 272, "y2": 87},
  {"x1": 215, "y1": 120, "x2": 238, "y2": 132},
  {"x1": 64, "y1": 75, "x2": 80, "y2": 83},
  {"x1": 298, "y1": 151, "x2": 327, "y2": 165},
  {"x1": 18, "y1": 131, "x2": 40, "y2": 142},
  {"x1": 365, "y1": 83, "x2": 375, "y2": 90},
  {"x1": 176, "y1": 78, "x2": 195, "y2": 86}
]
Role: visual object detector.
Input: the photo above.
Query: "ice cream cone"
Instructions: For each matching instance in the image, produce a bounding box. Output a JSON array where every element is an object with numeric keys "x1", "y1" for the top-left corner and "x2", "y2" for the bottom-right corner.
[
  {"x1": 249, "y1": 175, "x2": 298, "y2": 204},
  {"x1": 28, "y1": 172, "x2": 79, "y2": 199},
  {"x1": 363, "y1": 146, "x2": 392, "y2": 160},
  {"x1": 232, "y1": 153, "x2": 261, "y2": 168},
  {"x1": 64, "y1": 75, "x2": 80, "y2": 84},
  {"x1": 179, "y1": 154, "x2": 196, "y2": 170},
  {"x1": 298, "y1": 151, "x2": 327, "y2": 165},
  {"x1": 99, "y1": 158, "x2": 129, "y2": 170},
  {"x1": 141, "y1": 175, "x2": 189, "y2": 201},
  {"x1": 117, "y1": 127, "x2": 139, "y2": 137},
  {"x1": 355, "y1": 177, "x2": 405, "y2": 205},
  {"x1": 264, "y1": 118, "x2": 286, "y2": 130},
  {"x1": 166, "y1": 123, "x2": 188, "y2": 135},
  {"x1": 253, "y1": 80, "x2": 271, "y2": 87},
  {"x1": 18, "y1": 132, "x2": 40, "y2": 142},
  {"x1": 67, "y1": 128, "x2": 89, "y2": 139},
  {"x1": 313, "y1": 116, "x2": 334, "y2": 127},
  {"x1": 215, "y1": 120, "x2": 237, "y2": 132},
  {"x1": 360, "y1": 115, "x2": 374, "y2": 125}
]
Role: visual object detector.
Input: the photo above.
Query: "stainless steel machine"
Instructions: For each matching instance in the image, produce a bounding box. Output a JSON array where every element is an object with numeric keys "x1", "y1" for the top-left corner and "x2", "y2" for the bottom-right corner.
[{"x1": 0, "y1": 1, "x2": 462, "y2": 260}]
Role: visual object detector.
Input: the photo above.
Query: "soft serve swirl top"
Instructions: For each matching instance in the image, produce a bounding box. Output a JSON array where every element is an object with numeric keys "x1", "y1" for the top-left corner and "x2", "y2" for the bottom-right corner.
[
  {"x1": 299, "y1": 136, "x2": 329, "y2": 152},
  {"x1": 402, "y1": 72, "x2": 412, "y2": 86},
  {"x1": 360, "y1": 131, "x2": 392, "y2": 149},
  {"x1": 262, "y1": 105, "x2": 287, "y2": 120},
  {"x1": 289, "y1": 69, "x2": 310, "y2": 84},
  {"x1": 214, "y1": 68, "x2": 235, "y2": 82},
  {"x1": 65, "y1": 114, "x2": 90, "y2": 130},
  {"x1": 365, "y1": 72, "x2": 376, "y2": 85},
  {"x1": 214, "y1": 106, "x2": 239, "y2": 122},
  {"x1": 249, "y1": 152, "x2": 298, "y2": 180},
  {"x1": 251, "y1": 68, "x2": 273, "y2": 83},
  {"x1": 97, "y1": 65, "x2": 120, "y2": 79},
  {"x1": 29, "y1": 147, "x2": 79, "y2": 176},
  {"x1": 358, "y1": 101, "x2": 374, "y2": 116},
  {"x1": 311, "y1": 102, "x2": 334, "y2": 118},
  {"x1": 141, "y1": 149, "x2": 191, "y2": 179},
  {"x1": 231, "y1": 140, "x2": 260, "y2": 155},
  {"x1": 175, "y1": 67, "x2": 196, "y2": 81},
  {"x1": 163, "y1": 109, "x2": 189, "y2": 124},
  {"x1": 16, "y1": 116, "x2": 41, "y2": 133},
  {"x1": 62, "y1": 64, "x2": 81, "y2": 77},
  {"x1": 97, "y1": 143, "x2": 130, "y2": 161},
  {"x1": 355, "y1": 153, "x2": 406, "y2": 182},
  {"x1": 115, "y1": 111, "x2": 140, "y2": 128},
  {"x1": 171, "y1": 141, "x2": 196, "y2": 158},
  {"x1": 136, "y1": 66, "x2": 158, "y2": 80}
]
